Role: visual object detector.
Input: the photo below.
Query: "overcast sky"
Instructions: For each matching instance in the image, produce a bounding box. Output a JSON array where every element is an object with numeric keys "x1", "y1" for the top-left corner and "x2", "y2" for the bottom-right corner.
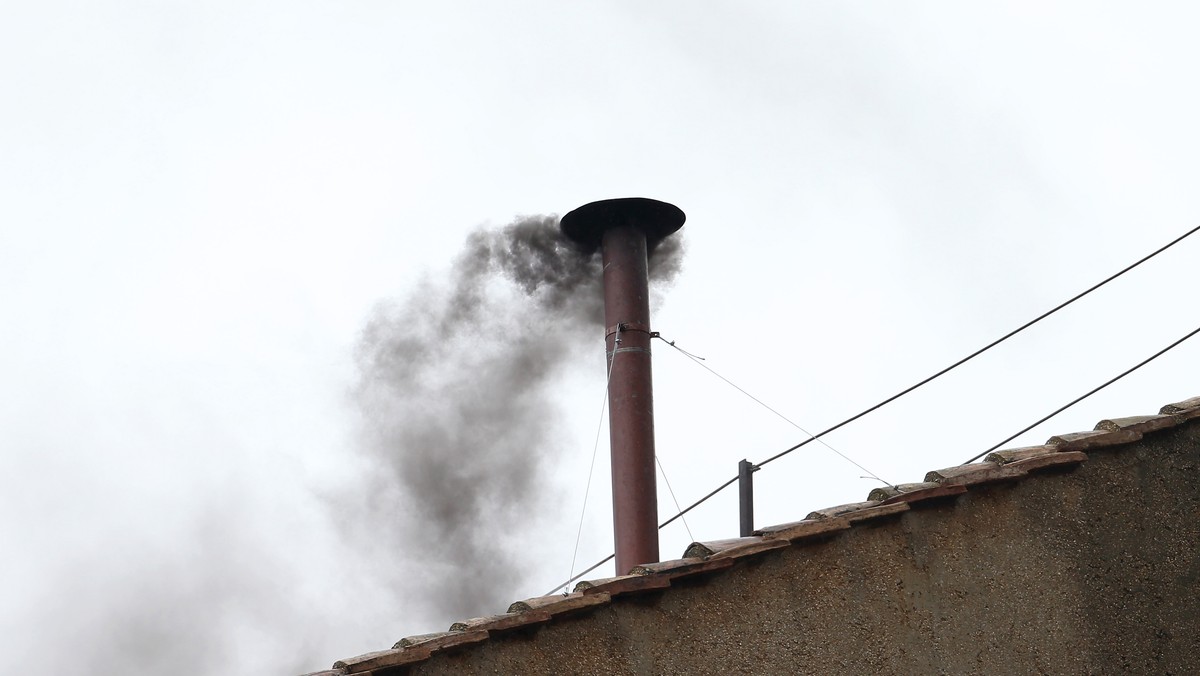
[{"x1": 3, "y1": 2, "x2": 1199, "y2": 674}]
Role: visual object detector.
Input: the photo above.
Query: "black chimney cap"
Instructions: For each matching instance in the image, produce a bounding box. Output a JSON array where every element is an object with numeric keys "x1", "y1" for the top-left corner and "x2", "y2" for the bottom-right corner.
[{"x1": 559, "y1": 198, "x2": 685, "y2": 252}]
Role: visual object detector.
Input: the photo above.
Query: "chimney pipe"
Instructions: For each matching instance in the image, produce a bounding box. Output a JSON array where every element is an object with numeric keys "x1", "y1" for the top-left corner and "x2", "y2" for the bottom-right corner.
[{"x1": 560, "y1": 197, "x2": 685, "y2": 574}]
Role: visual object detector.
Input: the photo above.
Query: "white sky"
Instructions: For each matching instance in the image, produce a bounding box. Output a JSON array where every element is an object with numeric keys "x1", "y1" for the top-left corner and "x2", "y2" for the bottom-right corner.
[{"x1": 3, "y1": 2, "x2": 1199, "y2": 674}]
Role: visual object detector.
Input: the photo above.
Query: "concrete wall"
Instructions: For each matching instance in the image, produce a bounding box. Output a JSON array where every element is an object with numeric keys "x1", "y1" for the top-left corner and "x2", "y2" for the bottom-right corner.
[{"x1": 409, "y1": 422, "x2": 1200, "y2": 675}]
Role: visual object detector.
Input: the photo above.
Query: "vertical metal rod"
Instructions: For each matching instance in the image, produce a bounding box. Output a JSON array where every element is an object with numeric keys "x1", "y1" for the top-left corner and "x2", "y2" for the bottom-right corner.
[
  {"x1": 602, "y1": 225, "x2": 660, "y2": 574},
  {"x1": 738, "y1": 459, "x2": 755, "y2": 537}
]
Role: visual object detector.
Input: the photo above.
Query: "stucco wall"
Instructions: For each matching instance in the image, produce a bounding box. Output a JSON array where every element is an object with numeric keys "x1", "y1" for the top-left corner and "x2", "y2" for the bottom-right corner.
[{"x1": 408, "y1": 422, "x2": 1200, "y2": 675}]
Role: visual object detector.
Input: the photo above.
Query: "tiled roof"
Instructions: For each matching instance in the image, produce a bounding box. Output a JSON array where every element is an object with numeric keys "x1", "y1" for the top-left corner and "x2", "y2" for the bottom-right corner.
[{"x1": 305, "y1": 395, "x2": 1200, "y2": 676}]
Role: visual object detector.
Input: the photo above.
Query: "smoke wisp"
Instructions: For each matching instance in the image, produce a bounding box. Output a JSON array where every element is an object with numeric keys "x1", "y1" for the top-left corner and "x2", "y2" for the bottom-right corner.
[{"x1": 352, "y1": 214, "x2": 683, "y2": 623}]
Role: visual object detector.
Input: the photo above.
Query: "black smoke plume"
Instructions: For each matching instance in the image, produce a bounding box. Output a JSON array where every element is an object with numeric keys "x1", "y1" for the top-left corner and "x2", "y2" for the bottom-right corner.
[{"x1": 352, "y1": 215, "x2": 683, "y2": 624}]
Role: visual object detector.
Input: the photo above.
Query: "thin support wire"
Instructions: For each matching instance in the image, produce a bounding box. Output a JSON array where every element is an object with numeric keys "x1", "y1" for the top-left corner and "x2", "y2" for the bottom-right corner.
[
  {"x1": 963, "y1": 322, "x2": 1200, "y2": 464},
  {"x1": 655, "y1": 454, "x2": 694, "y2": 543},
  {"x1": 563, "y1": 329, "x2": 620, "y2": 594},
  {"x1": 545, "y1": 554, "x2": 614, "y2": 596},
  {"x1": 657, "y1": 336, "x2": 892, "y2": 486}
]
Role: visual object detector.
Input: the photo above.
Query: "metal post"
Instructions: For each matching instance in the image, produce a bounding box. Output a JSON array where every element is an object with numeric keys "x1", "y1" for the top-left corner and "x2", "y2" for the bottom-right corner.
[
  {"x1": 738, "y1": 459, "x2": 755, "y2": 537},
  {"x1": 559, "y1": 198, "x2": 684, "y2": 575}
]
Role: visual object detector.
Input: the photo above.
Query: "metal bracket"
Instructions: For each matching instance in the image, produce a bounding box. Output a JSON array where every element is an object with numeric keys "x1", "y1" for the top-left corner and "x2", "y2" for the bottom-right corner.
[{"x1": 605, "y1": 322, "x2": 651, "y2": 338}]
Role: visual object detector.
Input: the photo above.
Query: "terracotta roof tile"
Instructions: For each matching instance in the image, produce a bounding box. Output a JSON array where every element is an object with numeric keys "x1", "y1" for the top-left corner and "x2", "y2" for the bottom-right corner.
[
  {"x1": 805, "y1": 500, "x2": 910, "y2": 523},
  {"x1": 1047, "y1": 428, "x2": 1141, "y2": 450},
  {"x1": 880, "y1": 482, "x2": 968, "y2": 505},
  {"x1": 683, "y1": 536, "x2": 790, "y2": 561},
  {"x1": 805, "y1": 499, "x2": 874, "y2": 518},
  {"x1": 334, "y1": 646, "x2": 434, "y2": 673},
  {"x1": 506, "y1": 591, "x2": 611, "y2": 616},
  {"x1": 1006, "y1": 450, "x2": 1088, "y2": 473},
  {"x1": 865, "y1": 482, "x2": 969, "y2": 506},
  {"x1": 329, "y1": 630, "x2": 495, "y2": 673},
  {"x1": 629, "y1": 556, "x2": 735, "y2": 580},
  {"x1": 984, "y1": 444, "x2": 1059, "y2": 464},
  {"x1": 573, "y1": 573, "x2": 671, "y2": 596},
  {"x1": 754, "y1": 516, "x2": 851, "y2": 542},
  {"x1": 393, "y1": 630, "x2": 489, "y2": 651},
  {"x1": 925, "y1": 461, "x2": 1027, "y2": 486},
  {"x1": 1160, "y1": 396, "x2": 1200, "y2": 415},
  {"x1": 867, "y1": 482, "x2": 937, "y2": 500},
  {"x1": 449, "y1": 611, "x2": 552, "y2": 633},
  {"x1": 681, "y1": 537, "x2": 758, "y2": 557},
  {"x1": 710, "y1": 537, "x2": 791, "y2": 560},
  {"x1": 311, "y1": 394, "x2": 1200, "y2": 675},
  {"x1": 1095, "y1": 414, "x2": 1179, "y2": 435}
]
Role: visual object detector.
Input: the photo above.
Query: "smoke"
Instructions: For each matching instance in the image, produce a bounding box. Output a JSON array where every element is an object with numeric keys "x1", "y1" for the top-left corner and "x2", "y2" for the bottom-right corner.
[
  {"x1": 0, "y1": 215, "x2": 681, "y2": 676},
  {"x1": 351, "y1": 214, "x2": 683, "y2": 623}
]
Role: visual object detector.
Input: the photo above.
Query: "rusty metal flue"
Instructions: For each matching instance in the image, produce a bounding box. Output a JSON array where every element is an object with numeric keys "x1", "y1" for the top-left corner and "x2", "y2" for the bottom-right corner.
[{"x1": 560, "y1": 197, "x2": 684, "y2": 574}]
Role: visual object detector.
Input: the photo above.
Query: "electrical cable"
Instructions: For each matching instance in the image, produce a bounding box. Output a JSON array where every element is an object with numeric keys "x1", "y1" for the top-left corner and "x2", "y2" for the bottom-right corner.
[
  {"x1": 757, "y1": 221, "x2": 1200, "y2": 469},
  {"x1": 962, "y1": 322, "x2": 1200, "y2": 464},
  {"x1": 657, "y1": 475, "x2": 738, "y2": 530}
]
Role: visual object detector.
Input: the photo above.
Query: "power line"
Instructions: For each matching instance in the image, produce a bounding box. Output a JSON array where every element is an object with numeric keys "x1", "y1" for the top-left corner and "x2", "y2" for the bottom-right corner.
[
  {"x1": 756, "y1": 221, "x2": 1200, "y2": 469},
  {"x1": 658, "y1": 475, "x2": 738, "y2": 530},
  {"x1": 963, "y1": 322, "x2": 1200, "y2": 464}
]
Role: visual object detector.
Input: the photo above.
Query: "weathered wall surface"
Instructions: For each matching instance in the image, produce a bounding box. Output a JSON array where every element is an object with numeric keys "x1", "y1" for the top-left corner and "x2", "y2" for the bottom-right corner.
[{"x1": 406, "y1": 422, "x2": 1200, "y2": 675}]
